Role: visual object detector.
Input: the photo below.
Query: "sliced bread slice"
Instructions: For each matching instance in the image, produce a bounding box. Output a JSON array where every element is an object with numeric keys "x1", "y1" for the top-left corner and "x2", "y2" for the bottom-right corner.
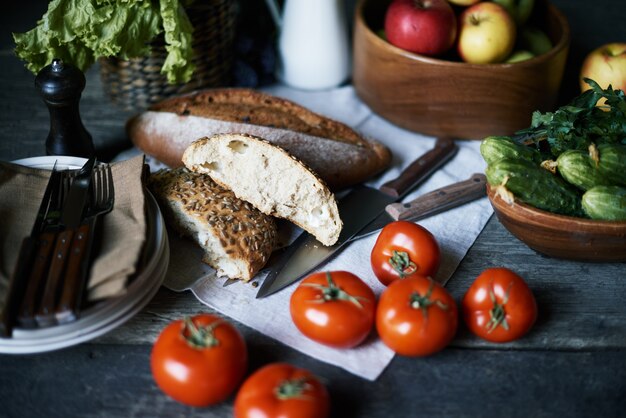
[
  {"x1": 182, "y1": 133, "x2": 342, "y2": 246},
  {"x1": 148, "y1": 168, "x2": 277, "y2": 281}
]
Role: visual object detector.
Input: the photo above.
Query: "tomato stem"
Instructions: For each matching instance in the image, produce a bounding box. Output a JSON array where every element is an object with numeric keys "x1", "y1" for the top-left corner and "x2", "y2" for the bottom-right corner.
[
  {"x1": 275, "y1": 377, "x2": 311, "y2": 400},
  {"x1": 389, "y1": 250, "x2": 417, "y2": 278},
  {"x1": 486, "y1": 282, "x2": 512, "y2": 333},
  {"x1": 301, "y1": 272, "x2": 366, "y2": 309},
  {"x1": 409, "y1": 280, "x2": 448, "y2": 318},
  {"x1": 182, "y1": 317, "x2": 222, "y2": 349}
]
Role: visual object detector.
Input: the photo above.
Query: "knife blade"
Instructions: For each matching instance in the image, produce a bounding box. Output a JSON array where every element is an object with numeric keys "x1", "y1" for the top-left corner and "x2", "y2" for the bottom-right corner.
[
  {"x1": 35, "y1": 156, "x2": 96, "y2": 326},
  {"x1": 256, "y1": 137, "x2": 458, "y2": 298},
  {"x1": 0, "y1": 163, "x2": 62, "y2": 336}
]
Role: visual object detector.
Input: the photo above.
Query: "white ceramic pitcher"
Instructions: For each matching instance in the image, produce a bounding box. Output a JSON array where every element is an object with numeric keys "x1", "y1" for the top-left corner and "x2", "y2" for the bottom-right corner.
[{"x1": 266, "y1": 0, "x2": 351, "y2": 90}]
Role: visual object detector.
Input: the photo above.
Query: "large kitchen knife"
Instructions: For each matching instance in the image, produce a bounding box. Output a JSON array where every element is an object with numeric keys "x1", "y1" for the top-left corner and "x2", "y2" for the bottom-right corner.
[
  {"x1": 256, "y1": 137, "x2": 458, "y2": 298},
  {"x1": 35, "y1": 156, "x2": 96, "y2": 326},
  {"x1": 351, "y1": 173, "x2": 487, "y2": 240}
]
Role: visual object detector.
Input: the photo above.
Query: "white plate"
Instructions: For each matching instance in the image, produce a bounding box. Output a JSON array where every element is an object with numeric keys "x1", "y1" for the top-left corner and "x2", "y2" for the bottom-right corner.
[{"x1": 0, "y1": 156, "x2": 169, "y2": 354}]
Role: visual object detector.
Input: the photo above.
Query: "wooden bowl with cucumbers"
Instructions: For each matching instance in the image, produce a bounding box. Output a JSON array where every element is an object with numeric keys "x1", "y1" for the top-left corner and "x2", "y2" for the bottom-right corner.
[
  {"x1": 487, "y1": 185, "x2": 626, "y2": 262},
  {"x1": 482, "y1": 81, "x2": 626, "y2": 262}
]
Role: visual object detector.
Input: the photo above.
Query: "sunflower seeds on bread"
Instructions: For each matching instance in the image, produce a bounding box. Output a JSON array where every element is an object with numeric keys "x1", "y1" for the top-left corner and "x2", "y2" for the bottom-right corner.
[
  {"x1": 182, "y1": 133, "x2": 342, "y2": 246},
  {"x1": 148, "y1": 168, "x2": 277, "y2": 281}
]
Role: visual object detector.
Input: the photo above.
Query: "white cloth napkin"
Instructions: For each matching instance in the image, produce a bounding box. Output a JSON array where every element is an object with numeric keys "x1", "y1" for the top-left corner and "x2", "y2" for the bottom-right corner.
[{"x1": 152, "y1": 84, "x2": 493, "y2": 381}]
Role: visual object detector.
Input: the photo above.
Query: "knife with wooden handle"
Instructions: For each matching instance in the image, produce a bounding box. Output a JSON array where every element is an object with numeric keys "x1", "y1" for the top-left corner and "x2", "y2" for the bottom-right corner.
[
  {"x1": 2, "y1": 165, "x2": 62, "y2": 336},
  {"x1": 16, "y1": 168, "x2": 66, "y2": 329},
  {"x1": 345, "y1": 173, "x2": 488, "y2": 241},
  {"x1": 385, "y1": 173, "x2": 487, "y2": 221},
  {"x1": 16, "y1": 231, "x2": 57, "y2": 328}
]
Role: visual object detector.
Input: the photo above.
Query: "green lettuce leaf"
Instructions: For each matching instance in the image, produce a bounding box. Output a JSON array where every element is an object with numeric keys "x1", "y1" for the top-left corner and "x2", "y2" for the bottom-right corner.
[
  {"x1": 159, "y1": 0, "x2": 194, "y2": 84},
  {"x1": 13, "y1": 0, "x2": 194, "y2": 84}
]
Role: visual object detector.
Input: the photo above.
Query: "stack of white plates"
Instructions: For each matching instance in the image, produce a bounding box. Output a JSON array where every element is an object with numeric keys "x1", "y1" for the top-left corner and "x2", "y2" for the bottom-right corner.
[{"x1": 0, "y1": 156, "x2": 169, "y2": 354}]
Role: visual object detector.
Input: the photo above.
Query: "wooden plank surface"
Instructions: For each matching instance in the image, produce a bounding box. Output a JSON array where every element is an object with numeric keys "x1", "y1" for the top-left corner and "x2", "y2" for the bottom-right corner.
[{"x1": 0, "y1": 343, "x2": 623, "y2": 418}]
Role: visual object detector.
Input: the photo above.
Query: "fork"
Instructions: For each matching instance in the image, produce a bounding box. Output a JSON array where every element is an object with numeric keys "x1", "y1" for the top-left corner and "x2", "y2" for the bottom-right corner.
[{"x1": 55, "y1": 163, "x2": 115, "y2": 323}]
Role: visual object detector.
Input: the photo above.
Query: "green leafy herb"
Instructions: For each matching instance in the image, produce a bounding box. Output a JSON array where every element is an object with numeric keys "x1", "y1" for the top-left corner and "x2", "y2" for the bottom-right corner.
[
  {"x1": 13, "y1": 0, "x2": 195, "y2": 84},
  {"x1": 514, "y1": 78, "x2": 626, "y2": 156}
]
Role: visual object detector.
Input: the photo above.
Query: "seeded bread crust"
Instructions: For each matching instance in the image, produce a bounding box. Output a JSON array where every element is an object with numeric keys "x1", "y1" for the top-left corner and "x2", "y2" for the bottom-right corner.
[
  {"x1": 127, "y1": 88, "x2": 392, "y2": 190},
  {"x1": 182, "y1": 133, "x2": 342, "y2": 246},
  {"x1": 148, "y1": 168, "x2": 277, "y2": 281}
]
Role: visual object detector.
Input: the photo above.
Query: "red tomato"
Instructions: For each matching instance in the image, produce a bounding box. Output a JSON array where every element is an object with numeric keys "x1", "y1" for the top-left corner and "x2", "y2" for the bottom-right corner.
[
  {"x1": 150, "y1": 314, "x2": 247, "y2": 407},
  {"x1": 234, "y1": 363, "x2": 330, "y2": 418},
  {"x1": 290, "y1": 271, "x2": 376, "y2": 348},
  {"x1": 376, "y1": 275, "x2": 457, "y2": 356},
  {"x1": 371, "y1": 221, "x2": 441, "y2": 286},
  {"x1": 462, "y1": 267, "x2": 538, "y2": 343}
]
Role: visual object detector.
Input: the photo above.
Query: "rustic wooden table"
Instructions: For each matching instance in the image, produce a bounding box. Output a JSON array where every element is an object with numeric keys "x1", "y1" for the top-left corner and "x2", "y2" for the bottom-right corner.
[{"x1": 0, "y1": 1, "x2": 624, "y2": 417}]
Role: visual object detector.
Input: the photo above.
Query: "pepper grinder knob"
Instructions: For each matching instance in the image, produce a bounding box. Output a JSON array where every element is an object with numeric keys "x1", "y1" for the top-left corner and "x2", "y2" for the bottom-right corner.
[{"x1": 35, "y1": 58, "x2": 95, "y2": 157}]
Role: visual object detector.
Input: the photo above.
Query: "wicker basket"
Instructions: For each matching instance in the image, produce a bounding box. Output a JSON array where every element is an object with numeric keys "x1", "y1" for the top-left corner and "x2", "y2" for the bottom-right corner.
[{"x1": 99, "y1": 0, "x2": 238, "y2": 110}]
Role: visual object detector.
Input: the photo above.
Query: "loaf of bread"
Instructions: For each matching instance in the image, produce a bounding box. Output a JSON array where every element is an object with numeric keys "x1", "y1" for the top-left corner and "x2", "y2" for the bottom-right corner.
[
  {"x1": 127, "y1": 88, "x2": 392, "y2": 190},
  {"x1": 182, "y1": 133, "x2": 342, "y2": 246},
  {"x1": 148, "y1": 168, "x2": 277, "y2": 281}
]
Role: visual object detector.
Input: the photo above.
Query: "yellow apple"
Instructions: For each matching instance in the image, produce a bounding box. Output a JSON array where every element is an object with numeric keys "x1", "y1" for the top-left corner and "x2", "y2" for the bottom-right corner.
[
  {"x1": 457, "y1": 2, "x2": 516, "y2": 64},
  {"x1": 580, "y1": 43, "x2": 626, "y2": 93}
]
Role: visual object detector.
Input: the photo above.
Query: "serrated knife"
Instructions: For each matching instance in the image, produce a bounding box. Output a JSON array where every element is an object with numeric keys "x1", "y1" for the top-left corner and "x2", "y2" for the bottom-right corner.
[{"x1": 256, "y1": 137, "x2": 458, "y2": 298}]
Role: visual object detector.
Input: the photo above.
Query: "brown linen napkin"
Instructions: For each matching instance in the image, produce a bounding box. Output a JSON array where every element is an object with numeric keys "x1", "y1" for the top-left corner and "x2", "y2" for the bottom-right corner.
[{"x1": 0, "y1": 155, "x2": 147, "y2": 309}]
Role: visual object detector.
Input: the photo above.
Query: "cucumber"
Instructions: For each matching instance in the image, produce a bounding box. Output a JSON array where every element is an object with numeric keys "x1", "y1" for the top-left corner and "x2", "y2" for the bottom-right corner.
[
  {"x1": 556, "y1": 149, "x2": 613, "y2": 191},
  {"x1": 582, "y1": 186, "x2": 626, "y2": 221},
  {"x1": 597, "y1": 144, "x2": 626, "y2": 187},
  {"x1": 480, "y1": 136, "x2": 542, "y2": 165},
  {"x1": 486, "y1": 158, "x2": 582, "y2": 216}
]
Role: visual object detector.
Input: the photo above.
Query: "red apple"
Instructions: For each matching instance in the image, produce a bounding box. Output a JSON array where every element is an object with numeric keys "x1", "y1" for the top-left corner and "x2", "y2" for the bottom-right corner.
[
  {"x1": 384, "y1": 0, "x2": 457, "y2": 56},
  {"x1": 457, "y1": 2, "x2": 516, "y2": 64},
  {"x1": 580, "y1": 43, "x2": 626, "y2": 93}
]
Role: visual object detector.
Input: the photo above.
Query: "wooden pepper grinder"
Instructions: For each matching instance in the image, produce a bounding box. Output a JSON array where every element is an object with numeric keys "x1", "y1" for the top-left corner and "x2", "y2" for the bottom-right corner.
[{"x1": 35, "y1": 58, "x2": 95, "y2": 157}]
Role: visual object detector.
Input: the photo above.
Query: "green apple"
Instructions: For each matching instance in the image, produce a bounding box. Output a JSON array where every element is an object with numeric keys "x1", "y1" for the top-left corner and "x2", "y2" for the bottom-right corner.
[
  {"x1": 448, "y1": 0, "x2": 481, "y2": 5},
  {"x1": 457, "y1": 2, "x2": 516, "y2": 64},
  {"x1": 506, "y1": 50, "x2": 535, "y2": 63},
  {"x1": 520, "y1": 26, "x2": 553, "y2": 55},
  {"x1": 491, "y1": 0, "x2": 535, "y2": 26},
  {"x1": 580, "y1": 43, "x2": 626, "y2": 94}
]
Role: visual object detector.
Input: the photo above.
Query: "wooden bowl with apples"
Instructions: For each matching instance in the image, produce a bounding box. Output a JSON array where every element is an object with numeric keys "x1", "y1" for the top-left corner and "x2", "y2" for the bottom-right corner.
[{"x1": 352, "y1": 0, "x2": 570, "y2": 139}]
